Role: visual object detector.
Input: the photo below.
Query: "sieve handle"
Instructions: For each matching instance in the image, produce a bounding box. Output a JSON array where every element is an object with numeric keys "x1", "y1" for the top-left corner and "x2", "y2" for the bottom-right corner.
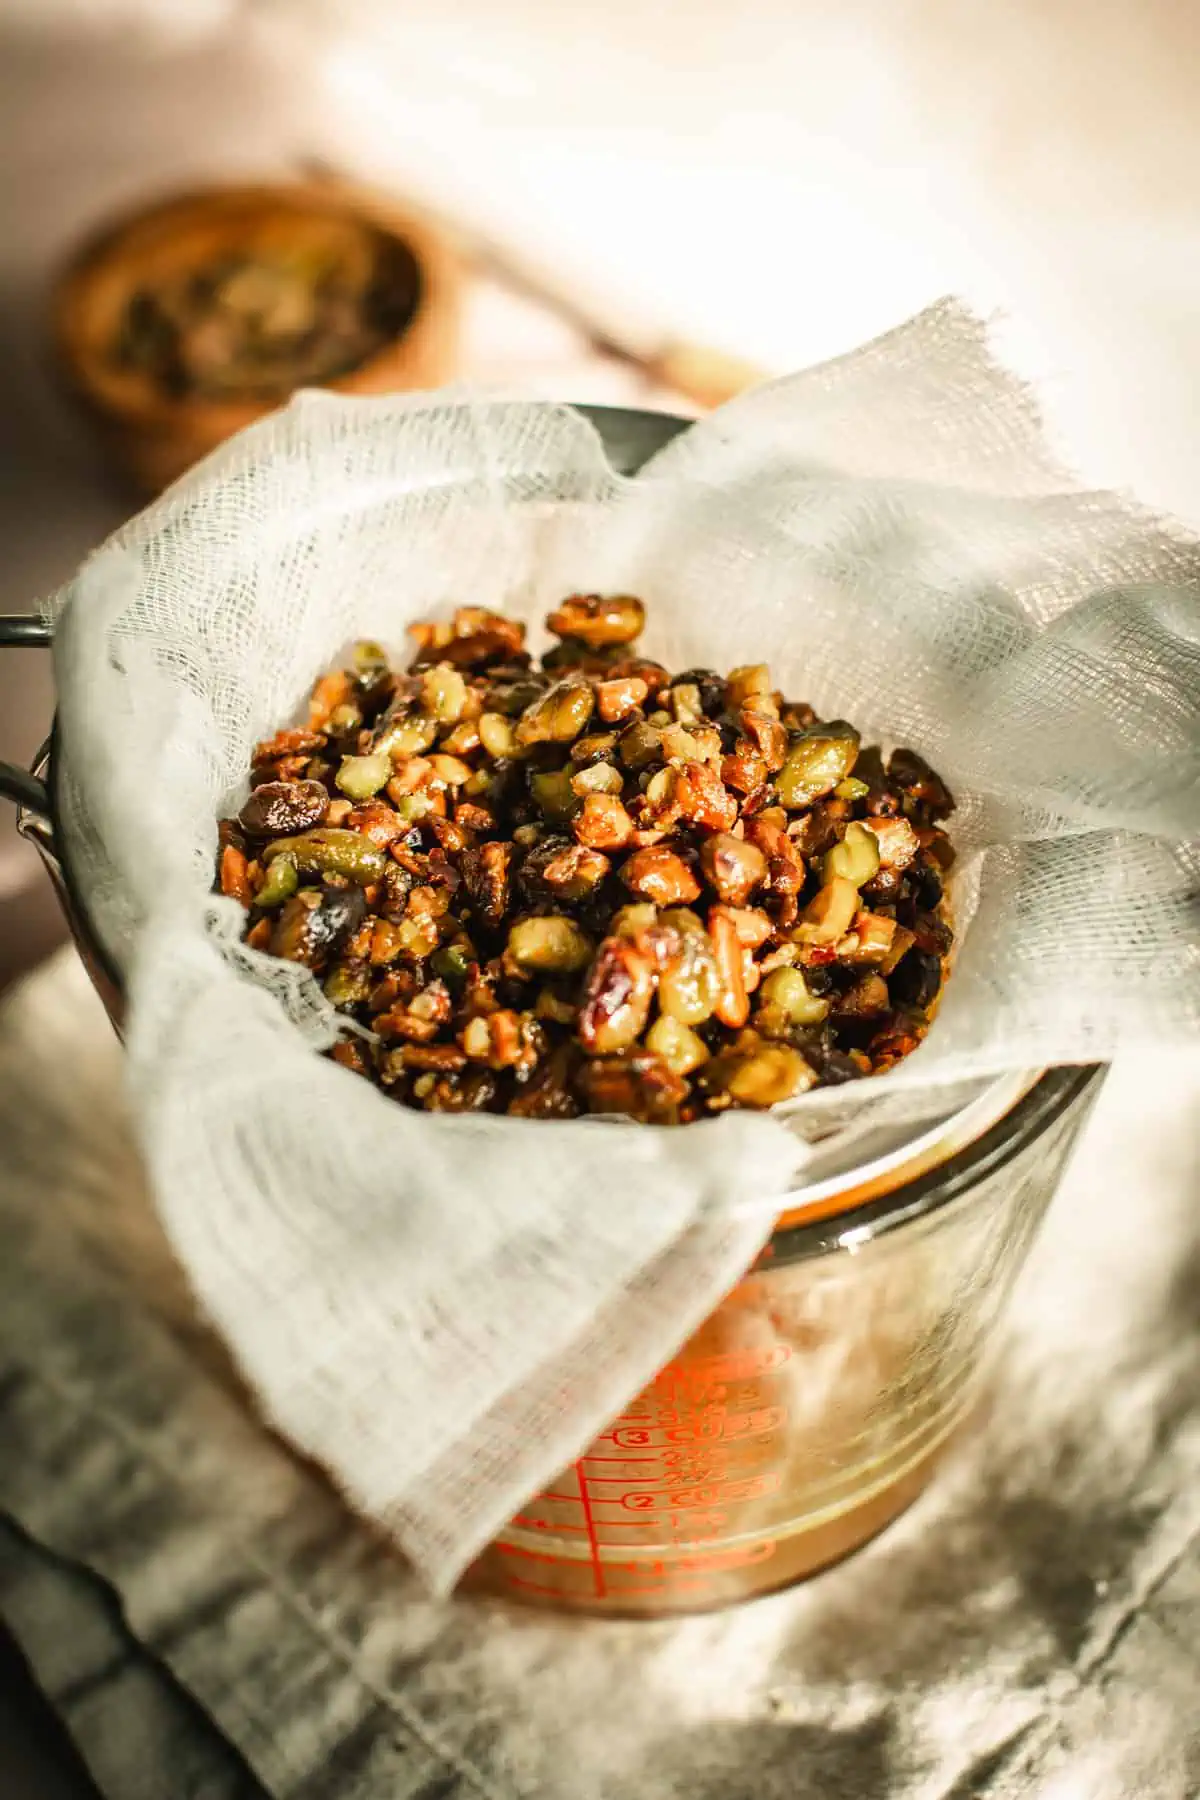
[{"x1": 0, "y1": 615, "x2": 53, "y2": 825}]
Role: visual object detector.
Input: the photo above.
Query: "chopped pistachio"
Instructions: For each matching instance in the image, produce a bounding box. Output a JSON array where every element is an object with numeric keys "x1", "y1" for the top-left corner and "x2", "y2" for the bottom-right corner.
[
  {"x1": 335, "y1": 752, "x2": 392, "y2": 801},
  {"x1": 758, "y1": 965, "x2": 830, "y2": 1025},
  {"x1": 479, "y1": 711, "x2": 518, "y2": 759},
  {"x1": 421, "y1": 663, "x2": 468, "y2": 723},
  {"x1": 507, "y1": 915, "x2": 594, "y2": 974},
  {"x1": 571, "y1": 761, "x2": 624, "y2": 796},
  {"x1": 647, "y1": 1014, "x2": 710, "y2": 1075},
  {"x1": 823, "y1": 821, "x2": 881, "y2": 888}
]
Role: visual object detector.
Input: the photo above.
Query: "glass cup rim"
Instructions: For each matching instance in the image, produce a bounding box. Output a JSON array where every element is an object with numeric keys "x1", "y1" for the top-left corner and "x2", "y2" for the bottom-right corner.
[{"x1": 762, "y1": 1062, "x2": 1103, "y2": 1267}]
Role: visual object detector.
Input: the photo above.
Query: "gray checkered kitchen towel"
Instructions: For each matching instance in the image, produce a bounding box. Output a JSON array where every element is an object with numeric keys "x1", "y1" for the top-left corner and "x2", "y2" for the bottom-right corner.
[{"x1": 1, "y1": 952, "x2": 1199, "y2": 1800}]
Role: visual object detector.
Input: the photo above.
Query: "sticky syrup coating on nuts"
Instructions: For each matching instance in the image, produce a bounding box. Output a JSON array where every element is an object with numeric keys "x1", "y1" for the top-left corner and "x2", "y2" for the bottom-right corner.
[{"x1": 217, "y1": 597, "x2": 956, "y2": 1122}]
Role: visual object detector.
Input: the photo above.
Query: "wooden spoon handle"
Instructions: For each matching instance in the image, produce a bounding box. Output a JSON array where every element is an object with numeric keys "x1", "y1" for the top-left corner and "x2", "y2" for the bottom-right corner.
[{"x1": 649, "y1": 341, "x2": 770, "y2": 411}]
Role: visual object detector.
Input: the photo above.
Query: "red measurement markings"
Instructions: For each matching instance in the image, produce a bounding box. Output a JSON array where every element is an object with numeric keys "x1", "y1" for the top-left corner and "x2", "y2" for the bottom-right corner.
[
  {"x1": 618, "y1": 1471, "x2": 782, "y2": 1514},
  {"x1": 501, "y1": 1342, "x2": 795, "y2": 1606},
  {"x1": 574, "y1": 1458, "x2": 607, "y2": 1600},
  {"x1": 501, "y1": 1576, "x2": 584, "y2": 1600},
  {"x1": 655, "y1": 1342, "x2": 792, "y2": 1384},
  {"x1": 497, "y1": 1533, "x2": 780, "y2": 1599},
  {"x1": 510, "y1": 1514, "x2": 588, "y2": 1534},
  {"x1": 594, "y1": 1405, "x2": 785, "y2": 1455},
  {"x1": 496, "y1": 1542, "x2": 582, "y2": 1567}
]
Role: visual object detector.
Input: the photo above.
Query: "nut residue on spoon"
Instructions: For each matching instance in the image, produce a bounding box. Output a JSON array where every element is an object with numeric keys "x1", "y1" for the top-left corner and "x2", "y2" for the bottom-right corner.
[{"x1": 216, "y1": 597, "x2": 956, "y2": 1123}]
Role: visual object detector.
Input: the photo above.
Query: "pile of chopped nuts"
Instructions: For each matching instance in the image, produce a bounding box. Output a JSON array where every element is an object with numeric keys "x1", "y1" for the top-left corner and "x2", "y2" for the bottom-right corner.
[{"x1": 217, "y1": 597, "x2": 956, "y2": 1122}]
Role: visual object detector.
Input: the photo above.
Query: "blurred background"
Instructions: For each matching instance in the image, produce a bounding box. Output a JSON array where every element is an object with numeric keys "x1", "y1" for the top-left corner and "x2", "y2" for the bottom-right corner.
[{"x1": 2, "y1": 0, "x2": 1198, "y2": 988}]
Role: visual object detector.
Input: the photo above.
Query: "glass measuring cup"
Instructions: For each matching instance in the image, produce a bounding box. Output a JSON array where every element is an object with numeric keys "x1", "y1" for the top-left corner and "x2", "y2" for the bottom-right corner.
[{"x1": 471, "y1": 1064, "x2": 1101, "y2": 1615}]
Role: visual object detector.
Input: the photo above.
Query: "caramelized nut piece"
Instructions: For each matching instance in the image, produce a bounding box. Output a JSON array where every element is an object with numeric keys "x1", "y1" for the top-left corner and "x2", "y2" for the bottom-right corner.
[
  {"x1": 426, "y1": 814, "x2": 470, "y2": 855},
  {"x1": 705, "y1": 1039, "x2": 815, "y2": 1107},
  {"x1": 461, "y1": 840, "x2": 511, "y2": 926},
  {"x1": 540, "y1": 842, "x2": 610, "y2": 900},
  {"x1": 385, "y1": 755, "x2": 434, "y2": 795},
  {"x1": 263, "y1": 828, "x2": 386, "y2": 885},
  {"x1": 308, "y1": 670, "x2": 354, "y2": 730},
  {"x1": 646, "y1": 1015, "x2": 710, "y2": 1075},
  {"x1": 838, "y1": 912, "x2": 898, "y2": 963},
  {"x1": 707, "y1": 905, "x2": 750, "y2": 1028},
  {"x1": 835, "y1": 973, "x2": 891, "y2": 1017},
  {"x1": 219, "y1": 844, "x2": 252, "y2": 906},
  {"x1": 757, "y1": 965, "x2": 830, "y2": 1025},
  {"x1": 673, "y1": 762, "x2": 739, "y2": 831},
  {"x1": 547, "y1": 593, "x2": 646, "y2": 648},
  {"x1": 410, "y1": 607, "x2": 526, "y2": 670},
  {"x1": 571, "y1": 761, "x2": 624, "y2": 796},
  {"x1": 576, "y1": 1050, "x2": 688, "y2": 1123},
  {"x1": 700, "y1": 832, "x2": 767, "y2": 904},
  {"x1": 254, "y1": 853, "x2": 298, "y2": 910},
  {"x1": 331, "y1": 1037, "x2": 373, "y2": 1078},
  {"x1": 618, "y1": 719, "x2": 663, "y2": 770},
  {"x1": 428, "y1": 753, "x2": 474, "y2": 788},
  {"x1": 373, "y1": 712, "x2": 440, "y2": 759},
  {"x1": 866, "y1": 814, "x2": 920, "y2": 870},
  {"x1": 376, "y1": 980, "x2": 454, "y2": 1041},
  {"x1": 461, "y1": 1008, "x2": 543, "y2": 1072},
  {"x1": 455, "y1": 801, "x2": 498, "y2": 835},
  {"x1": 662, "y1": 722, "x2": 723, "y2": 766},
  {"x1": 369, "y1": 919, "x2": 408, "y2": 966},
  {"x1": 641, "y1": 766, "x2": 679, "y2": 814},
  {"x1": 776, "y1": 726, "x2": 861, "y2": 808},
  {"x1": 620, "y1": 846, "x2": 701, "y2": 907},
  {"x1": 596, "y1": 675, "x2": 649, "y2": 722},
  {"x1": 718, "y1": 906, "x2": 773, "y2": 949},
  {"x1": 516, "y1": 677, "x2": 595, "y2": 746},
  {"x1": 574, "y1": 793, "x2": 636, "y2": 851},
  {"x1": 507, "y1": 915, "x2": 594, "y2": 974},
  {"x1": 478, "y1": 712, "x2": 518, "y2": 759},
  {"x1": 795, "y1": 876, "x2": 860, "y2": 946},
  {"x1": 439, "y1": 716, "x2": 481, "y2": 757},
  {"x1": 270, "y1": 886, "x2": 366, "y2": 968},
  {"x1": 336, "y1": 753, "x2": 392, "y2": 801},
  {"x1": 739, "y1": 709, "x2": 789, "y2": 771},
  {"x1": 725, "y1": 664, "x2": 771, "y2": 710},
  {"x1": 529, "y1": 769, "x2": 580, "y2": 825},
  {"x1": 823, "y1": 820, "x2": 881, "y2": 888},
  {"x1": 579, "y1": 936, "x2": 657, "y2": 1053},
  {"x1": 721, "y1": 744, "x2": 770, "y2": 794},
  {"x1": 880, "y1": 923, "x2": 916, "y2": 974},
  {"x1": 888, "y1": 747, "x2": 955, "y2": 818},
  {"x1": 420, "y1": 664, "x2": 468, "y2": 723},
  {"x1": 252, "y1": 726, "x2": 325, "y2": 767},
  {"x1": 507, "y1": 1046, "x2": 581, "y2": 1118},
  {"x1": 656, "y1": 918, "x2": 722, "y2": 1026},
  {"x1": 401, "y1": 1044, "x2": 471, "y2": 1076},
  {"x1": 745, "y1": 814, "x2": 805, "y2": 894}
]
